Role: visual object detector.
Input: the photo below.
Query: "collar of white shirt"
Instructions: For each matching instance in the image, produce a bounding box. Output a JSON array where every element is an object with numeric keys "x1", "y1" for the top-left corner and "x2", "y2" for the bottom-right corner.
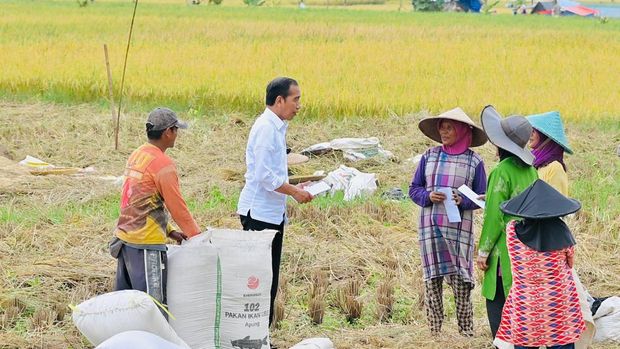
[{"x1": 264, "y1": 107, "x2": 288, "y2": 131}]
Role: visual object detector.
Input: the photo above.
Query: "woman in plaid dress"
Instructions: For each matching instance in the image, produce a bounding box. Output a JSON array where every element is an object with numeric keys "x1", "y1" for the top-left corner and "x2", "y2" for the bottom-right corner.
[{"x1": 409, "y1": 108, "x2": 487, "y2": 336}]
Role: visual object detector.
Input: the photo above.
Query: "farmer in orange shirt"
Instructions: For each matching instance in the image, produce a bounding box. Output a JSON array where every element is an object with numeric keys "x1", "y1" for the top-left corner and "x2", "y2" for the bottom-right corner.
[{"x1": 110, "y1": 107, "x2": 200, "y2": 305}]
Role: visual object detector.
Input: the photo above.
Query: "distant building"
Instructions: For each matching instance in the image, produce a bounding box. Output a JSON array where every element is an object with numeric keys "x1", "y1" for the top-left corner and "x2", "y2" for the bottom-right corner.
[{"x1": 531, "y1": 0, "x2": 599, "y2": 16}]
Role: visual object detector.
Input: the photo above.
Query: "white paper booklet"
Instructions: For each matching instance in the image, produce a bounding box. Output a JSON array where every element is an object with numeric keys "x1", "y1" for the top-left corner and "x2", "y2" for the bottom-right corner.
[{"x1": 306, "y1": 181, "x2": 331, "y2": 196}]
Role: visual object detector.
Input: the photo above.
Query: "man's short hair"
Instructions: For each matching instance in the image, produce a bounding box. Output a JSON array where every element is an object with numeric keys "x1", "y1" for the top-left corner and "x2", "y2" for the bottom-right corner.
[
  {"x1": 147, "y1": 127, "x2": 165, "y2": 140},
  {"x1": 265, "y1": 77, "x2": 298, "y2": 106}
]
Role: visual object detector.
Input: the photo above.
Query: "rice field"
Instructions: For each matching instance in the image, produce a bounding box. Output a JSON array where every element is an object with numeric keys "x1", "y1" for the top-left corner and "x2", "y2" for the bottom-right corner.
[
  {"x1": 1, "y1": 0, "x2": 620, "y2": 120},
  {"x1": 0, "y1": 102, "x2": 619, "y2": 348},
  {"x1": 1, "y1": 0, "x2": 620, "y2": 348}
]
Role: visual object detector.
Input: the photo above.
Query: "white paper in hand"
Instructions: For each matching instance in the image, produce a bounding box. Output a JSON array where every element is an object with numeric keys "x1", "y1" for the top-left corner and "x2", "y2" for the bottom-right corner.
[
  {"x1": 306, "y1": 181, "x2": 331, "y2": 196},
  {"x1": 437, "y1": 187, "x2": 461, "y2": 223},
  {"x1": 457, "y1": 184, "x2": 485, "y2": 209}
]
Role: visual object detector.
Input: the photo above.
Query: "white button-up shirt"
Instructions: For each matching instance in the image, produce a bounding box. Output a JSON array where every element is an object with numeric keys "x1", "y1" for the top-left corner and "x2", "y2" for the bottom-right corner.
[{"x1": 237, "y1": 108, "x2": 288, "y2": 225}]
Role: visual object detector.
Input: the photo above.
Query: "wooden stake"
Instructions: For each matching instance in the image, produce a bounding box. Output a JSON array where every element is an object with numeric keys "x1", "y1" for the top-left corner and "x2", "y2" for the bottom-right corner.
[
  {"x1": 103, "y1": 44, "x2": 116, "y2": 124},
  {"x1": 115, "y1": 0, "x2": 140, "y2": 150}
]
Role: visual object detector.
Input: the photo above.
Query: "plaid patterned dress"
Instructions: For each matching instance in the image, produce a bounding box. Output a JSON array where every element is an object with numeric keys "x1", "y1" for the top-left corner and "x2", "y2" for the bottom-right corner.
[{"x1": 418, "y1": 146, "x2": 483, "y2": 285}]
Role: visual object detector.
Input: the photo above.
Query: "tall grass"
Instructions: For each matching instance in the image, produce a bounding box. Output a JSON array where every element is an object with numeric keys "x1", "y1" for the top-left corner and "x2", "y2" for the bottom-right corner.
[{"x1": 1, "y1": 0, "x2": 619, "y2": 119}]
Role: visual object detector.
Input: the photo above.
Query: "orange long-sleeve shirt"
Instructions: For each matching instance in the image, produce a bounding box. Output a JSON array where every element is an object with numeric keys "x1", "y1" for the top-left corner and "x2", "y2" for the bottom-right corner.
[{"x1": 115, "y1": 143, "x2": 200, "y2": 245}]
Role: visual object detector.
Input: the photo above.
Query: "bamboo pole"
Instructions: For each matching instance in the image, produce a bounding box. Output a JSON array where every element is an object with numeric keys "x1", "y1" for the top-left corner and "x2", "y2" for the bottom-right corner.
[
  {"x1": 115, "y1": 0, "x2": 140, "y2": 150},
  {"x1": 103, "y1": 44, "x2": 116, "y2": 124}
]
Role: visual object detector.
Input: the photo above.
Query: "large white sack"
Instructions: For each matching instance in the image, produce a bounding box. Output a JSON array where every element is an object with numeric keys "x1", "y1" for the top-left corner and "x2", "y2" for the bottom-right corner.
[
  {"x1": 95, "y1": 330, "x2": 185, "y2": 349},
  {"x1": 593, "y1": 296, "x2": 620, "y2": 343},
  {"x1": 289, "y1": 338, "x2": 335, "y2": 349},
  {"x1": 167, "y1": 228, "x2": 276, "y2": 349},
  {"x1": 167, "y1": 240, "x2": 219, "y2": 349},
  {"x1": 72, "y1": 290, "x2": 189, "y2": 348},
  {"x1": 212, "y1": 229, "x2": 276, "y2": 349}
]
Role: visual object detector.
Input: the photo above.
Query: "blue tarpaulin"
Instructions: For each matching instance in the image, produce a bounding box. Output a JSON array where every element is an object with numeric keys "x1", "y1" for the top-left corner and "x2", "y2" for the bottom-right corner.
[{"x1": 459, "y1": 0, "x2": 481, "y2": 12}]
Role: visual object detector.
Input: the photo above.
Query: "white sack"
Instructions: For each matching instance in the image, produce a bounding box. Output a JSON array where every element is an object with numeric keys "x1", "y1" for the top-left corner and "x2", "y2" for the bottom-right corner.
[
  {"x1": 167, "y1": 241, "x2": 219, "y2": 349},
  {"x1": 593, "y1": 296, "x2": 620, "y2": 343},
  {"x1": 289, "y1": 337, "x2": 335, "y2": 349},
  {"x1": 95, "y1": 330, "x2": 185, "y2": 349},
  {"x1": 167, "y1": 229, "x2": 276, "y2": 349},
  {"x1": 72, "y1": 290, "x2": 189, "y2": 348},
  {"x1": 212, "y1": 229, "x2": 275, "y2": 349}
]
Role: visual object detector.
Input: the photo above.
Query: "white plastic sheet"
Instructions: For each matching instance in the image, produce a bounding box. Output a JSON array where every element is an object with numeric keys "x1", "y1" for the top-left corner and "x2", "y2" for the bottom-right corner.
[{"x1": 301, "y1": 137, "x2": 394, "y2": 162}]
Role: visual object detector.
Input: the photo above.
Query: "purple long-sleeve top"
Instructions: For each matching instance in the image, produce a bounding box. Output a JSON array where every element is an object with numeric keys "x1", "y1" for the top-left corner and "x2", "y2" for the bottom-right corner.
[{"x1": 409, "y1": 153, "x2": 487, "y2": 211}]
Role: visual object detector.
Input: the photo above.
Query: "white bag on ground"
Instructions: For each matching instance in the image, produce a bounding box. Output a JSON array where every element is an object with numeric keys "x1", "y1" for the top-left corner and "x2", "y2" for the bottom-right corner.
[
  {"x1": 593, "y1": 296, "x2": 620, "y2": 343},
  {"x1": 72, "y1": 290, "x2": 189, "y2": 348},
  {"x1": 167, "y1": 228, "x2": 276, "y2": 349},
  {"x1": 167, "y1": 242, "x2": 219, "y2": 349},
  {"x1": 323, "y1": 165, "x2": 377, "y2": 201},
  {"x1": 95, "y1": 330, "x2": 185, "y2": 349},
  {"x1": 345, "y1": 172, "x2": 377, "y2": 201},
  {"x1": 289, "y1": 338, "x2": 335, "y2": 349}
]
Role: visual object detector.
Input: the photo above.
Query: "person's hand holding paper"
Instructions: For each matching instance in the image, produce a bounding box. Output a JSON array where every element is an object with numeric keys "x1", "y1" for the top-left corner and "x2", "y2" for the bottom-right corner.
[{"x1": 437, "y1": 187, "x2": 461, "y2": 223}]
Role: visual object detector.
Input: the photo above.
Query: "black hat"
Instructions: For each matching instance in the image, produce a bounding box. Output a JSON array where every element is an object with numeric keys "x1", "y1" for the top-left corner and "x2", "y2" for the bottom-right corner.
[
  {"x1": 501, "y1": 179, "x2": 580, "y2": 252},
  {"x1": 500, "y1": 179, "x2": 581, "y2": 219}
]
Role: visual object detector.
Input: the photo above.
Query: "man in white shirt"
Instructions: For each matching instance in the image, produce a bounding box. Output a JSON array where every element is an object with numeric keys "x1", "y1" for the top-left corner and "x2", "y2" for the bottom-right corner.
[{"x1": 237, "y1": 77, "x2": 313, "y2": 331}]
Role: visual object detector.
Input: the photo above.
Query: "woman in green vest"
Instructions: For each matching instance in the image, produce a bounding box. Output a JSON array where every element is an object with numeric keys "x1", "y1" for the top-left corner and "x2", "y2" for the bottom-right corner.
[{"x1": 477, "y1": 106, "x2": 538, "y2": 341}]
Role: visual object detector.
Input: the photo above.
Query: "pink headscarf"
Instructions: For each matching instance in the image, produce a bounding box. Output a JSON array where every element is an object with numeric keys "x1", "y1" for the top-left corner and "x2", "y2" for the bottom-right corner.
[{"x1": 438, "y1": 119, "x2": 473, "y2": 155}]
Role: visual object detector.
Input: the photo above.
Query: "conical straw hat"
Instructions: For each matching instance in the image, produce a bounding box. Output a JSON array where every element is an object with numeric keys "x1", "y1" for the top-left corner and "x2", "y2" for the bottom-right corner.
[{"x1": 418, "y1": 107, "x2": 488, "y2": 147}]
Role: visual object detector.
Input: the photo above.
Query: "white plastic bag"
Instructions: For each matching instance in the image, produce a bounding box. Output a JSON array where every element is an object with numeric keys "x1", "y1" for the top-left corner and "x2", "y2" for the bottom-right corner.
[
  {"x1": 323, "y1": 165, "x2": 377, "y2": 201},
  {"x1": 345, "y1": 172, "x2": 377, "y2": 201},
  {"x1": 95, "y1": 330, "x2": 186, "y2": 349},
  {"x1": 72, "y1": 290, "x2": 189, "y2": 348}
]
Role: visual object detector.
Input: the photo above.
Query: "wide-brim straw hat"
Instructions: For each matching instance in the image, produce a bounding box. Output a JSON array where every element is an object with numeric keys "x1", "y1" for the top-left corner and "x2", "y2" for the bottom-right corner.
[
  {"x1": 418, "y1": 107, "x2": 488, "y2": 147},
  {"x1": 500, "y1": 179, "x2": 581, "y2": 219},
  {"x1": 481, "y1": 105, "x2": 535, "y2": 166},
  {"x1": 526, "y1": 111, "x2": 573, "y2": 154},
  {"x1": 287, "y1": 153, "x2": 309, "y2": 166}
]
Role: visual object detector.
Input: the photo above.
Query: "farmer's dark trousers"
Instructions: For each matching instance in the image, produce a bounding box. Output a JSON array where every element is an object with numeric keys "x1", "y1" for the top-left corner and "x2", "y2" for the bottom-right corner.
[
  {"x1": 239, "y1": 211, "x2": 285, "y2": 327},
  {"x1": 115, "y1": 244, "x2": 168, "y2": 306},
  {"x1": 486, "y1": 273, "x2": 506, "y2": 340}
]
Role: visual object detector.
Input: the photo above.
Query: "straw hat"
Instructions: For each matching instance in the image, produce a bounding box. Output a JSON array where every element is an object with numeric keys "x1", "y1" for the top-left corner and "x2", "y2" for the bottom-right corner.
[
  {"x1": 481, "y1": 105, "x2": 535, "y2": 166},
  {"x1": 418, "y1": 107, "x2": 488, "y2": 147},
  {"x1": 287, "y1": 153, "x2": 309, "y2": 166},
  {"x1": 526, "y1": 111, "x2": 573, "y2": 154}
]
